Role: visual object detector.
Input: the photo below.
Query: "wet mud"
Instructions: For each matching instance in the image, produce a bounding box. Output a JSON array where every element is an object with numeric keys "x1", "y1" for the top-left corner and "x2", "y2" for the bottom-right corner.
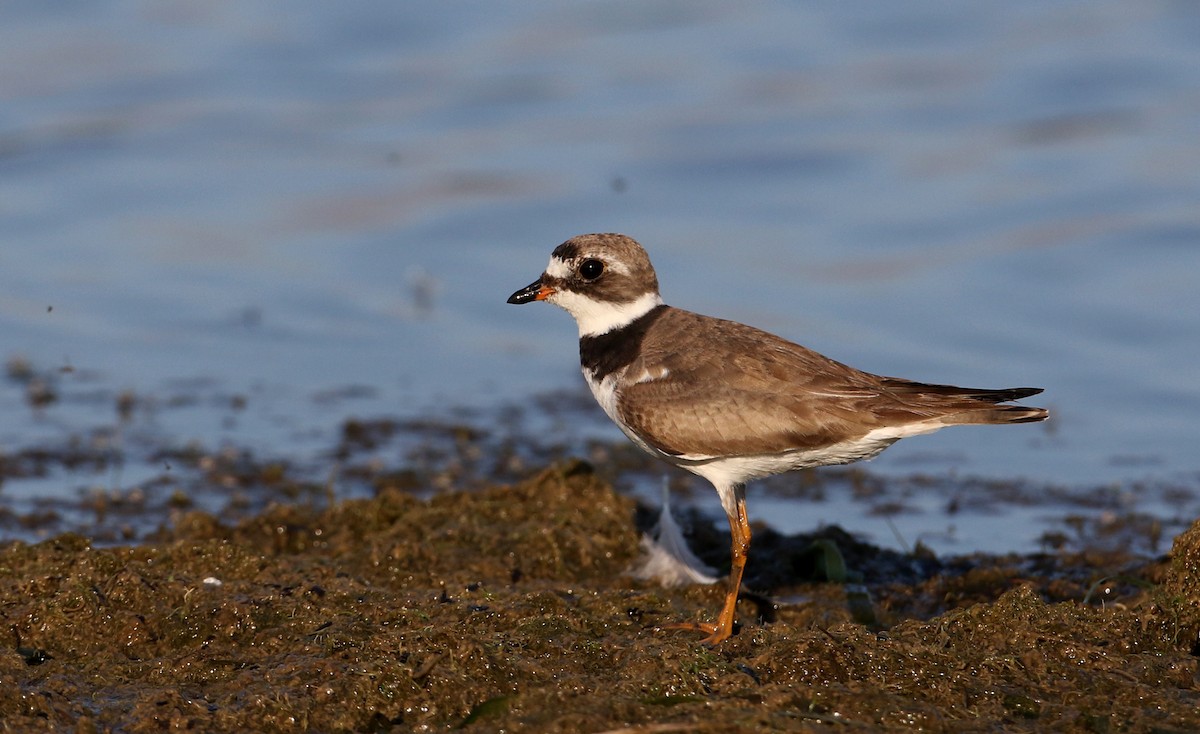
[
  {"x1": 1, "y1": 363, "x2": 1198, "y2": 731},
  {"x1": 2, "y1": 457, "x2": 1199, "y2": 732}
]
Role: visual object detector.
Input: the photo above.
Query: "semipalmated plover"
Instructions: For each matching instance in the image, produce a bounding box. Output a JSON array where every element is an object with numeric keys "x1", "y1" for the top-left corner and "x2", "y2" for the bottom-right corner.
[{"x1": 508, "y1": 233, "x2": 1048, "y2": 644}]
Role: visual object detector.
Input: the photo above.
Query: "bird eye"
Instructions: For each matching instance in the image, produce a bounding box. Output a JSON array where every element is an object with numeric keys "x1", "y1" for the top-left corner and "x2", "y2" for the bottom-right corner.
[{"x1": 579, "y1": 259, "x2": 604, "y2": 280}]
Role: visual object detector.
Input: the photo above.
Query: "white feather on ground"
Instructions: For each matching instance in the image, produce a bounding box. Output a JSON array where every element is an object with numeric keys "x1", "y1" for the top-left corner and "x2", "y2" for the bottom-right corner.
[{"x1": 628, "y1": 480, "x2": 719, "y2": 587}]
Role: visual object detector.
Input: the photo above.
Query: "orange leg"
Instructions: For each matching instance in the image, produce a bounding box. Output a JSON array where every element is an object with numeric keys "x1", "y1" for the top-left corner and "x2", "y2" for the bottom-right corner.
[{"x1": 666, "y1": 488, "x2": 751, "y2": 644}]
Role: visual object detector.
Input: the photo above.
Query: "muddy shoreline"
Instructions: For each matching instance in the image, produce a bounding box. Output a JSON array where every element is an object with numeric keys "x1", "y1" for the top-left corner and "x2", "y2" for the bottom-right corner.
[
  {"x1": 3, "y1": 457, "x2": 1199, "y2": 732},
  {"x1": 2, "y1": 367, "x2": 1197, "y2": 731}
]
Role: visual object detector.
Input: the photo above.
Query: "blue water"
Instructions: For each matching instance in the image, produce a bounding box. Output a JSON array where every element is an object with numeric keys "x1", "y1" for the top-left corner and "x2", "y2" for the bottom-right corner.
[{"x1": 2, "y1": 1, "x2": 1199, "y2": 550}]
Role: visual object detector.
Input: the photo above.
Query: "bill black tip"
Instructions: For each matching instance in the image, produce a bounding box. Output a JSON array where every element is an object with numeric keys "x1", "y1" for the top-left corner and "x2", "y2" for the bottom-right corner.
[{"x1": 507, "y1": 279, "x2": 543, "y2": 304}]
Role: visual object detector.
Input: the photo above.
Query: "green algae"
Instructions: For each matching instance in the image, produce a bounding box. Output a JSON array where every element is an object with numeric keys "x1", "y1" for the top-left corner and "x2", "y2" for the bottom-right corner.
[{"x1": 0, "y1": 461, "x2": 1197, "y2": 732}]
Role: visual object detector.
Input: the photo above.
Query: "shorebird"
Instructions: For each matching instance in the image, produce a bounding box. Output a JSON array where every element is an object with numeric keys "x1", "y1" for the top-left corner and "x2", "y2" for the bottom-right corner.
[{"x1": 508, "y1": 233, "x2": 1048, "y2": 644}]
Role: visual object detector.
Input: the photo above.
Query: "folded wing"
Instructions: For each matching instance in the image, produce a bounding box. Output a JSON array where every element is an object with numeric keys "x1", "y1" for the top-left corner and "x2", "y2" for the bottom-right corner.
[{"x1": 616, "y1": 308, "x2": 1047, "y2": 458}]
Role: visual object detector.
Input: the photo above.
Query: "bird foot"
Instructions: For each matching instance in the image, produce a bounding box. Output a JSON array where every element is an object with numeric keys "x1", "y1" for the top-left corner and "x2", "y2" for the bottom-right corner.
[{"x1": 662, "y1": 620, "x2": 735, "y2": 646}]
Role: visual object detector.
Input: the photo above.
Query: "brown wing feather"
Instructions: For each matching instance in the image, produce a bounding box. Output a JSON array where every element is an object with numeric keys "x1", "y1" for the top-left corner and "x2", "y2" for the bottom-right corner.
[{"x1": 616, "y1": 308, "x2": 1046, "y2": 457}]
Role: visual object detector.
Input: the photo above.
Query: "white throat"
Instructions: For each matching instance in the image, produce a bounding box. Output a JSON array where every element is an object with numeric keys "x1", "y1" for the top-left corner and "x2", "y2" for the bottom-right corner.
[{"x1": 551, "y1": 290, "x2": 664, "y2": 337}]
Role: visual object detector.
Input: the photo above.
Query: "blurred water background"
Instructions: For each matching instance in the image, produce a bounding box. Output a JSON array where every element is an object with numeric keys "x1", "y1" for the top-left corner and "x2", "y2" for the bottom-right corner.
[{"x1": 2, "y1": 1, "x2": 1198, "y2": 552}]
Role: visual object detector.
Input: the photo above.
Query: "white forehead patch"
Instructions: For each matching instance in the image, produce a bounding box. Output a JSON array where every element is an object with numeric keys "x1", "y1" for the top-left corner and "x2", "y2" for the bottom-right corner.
[{"x1": 545, "y1": 256, "x2": 572, "y2": 279}]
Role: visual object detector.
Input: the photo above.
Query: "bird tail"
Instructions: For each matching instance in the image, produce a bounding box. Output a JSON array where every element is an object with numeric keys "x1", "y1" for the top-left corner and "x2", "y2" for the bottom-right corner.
[
  {"x1": 879, "y1": 379, "x2": 1050, "y2": 425},
  {"x1": 946, "y1": 403, "x2": 1049, "y2": 425}
]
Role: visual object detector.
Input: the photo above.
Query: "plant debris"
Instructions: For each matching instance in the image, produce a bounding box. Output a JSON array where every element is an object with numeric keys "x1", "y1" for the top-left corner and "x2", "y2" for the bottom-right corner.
[{"x1": 1, "y1": 460, "x2": 1198, "y2": 732}]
